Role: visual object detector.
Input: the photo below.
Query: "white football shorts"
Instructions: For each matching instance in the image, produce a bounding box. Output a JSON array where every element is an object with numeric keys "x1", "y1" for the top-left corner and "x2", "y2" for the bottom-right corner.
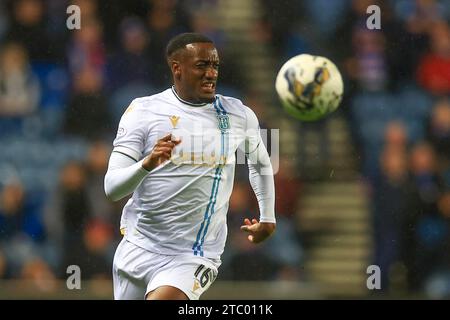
[{"x1": 112, "y1": 239, "x2": 221, "y2": 300}]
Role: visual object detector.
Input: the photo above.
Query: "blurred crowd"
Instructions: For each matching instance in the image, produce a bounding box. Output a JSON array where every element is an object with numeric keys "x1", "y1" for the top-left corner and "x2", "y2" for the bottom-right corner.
[
  {"x1": 268, "y1": 0, "x2": 450, "y2": 296},
  {"x1": 0, "y1": 0, "x2": 449, "y2": 298},
  {"x1": 337, "y1": 0, "x2": 450, "y2": 296}
]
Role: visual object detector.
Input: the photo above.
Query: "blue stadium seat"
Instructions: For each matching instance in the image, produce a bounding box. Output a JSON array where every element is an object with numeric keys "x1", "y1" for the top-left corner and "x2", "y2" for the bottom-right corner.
[
  {"x1": 397, "y1": 85, "x2": 432, "y2": 122},
  {"x1": 110, "y1": 83, "x2": 158, "y2": 123},
  {"x1": 31, "y1": 62, "x2": 69, "y2": 110},
  {"x1": 352, "y1": 92, "x2": 396, "y2": 124},
  {"x1": 406, "y1": 120, "x2": 425, "y2": 143},
  {"x1": 360, "y1": 120, "x2": 386, "y2": 146},
  {"x1": 0, "y1": 118, "x2": 24, "y2": 137},
  {"x1": 0, "y1": 137, "x2": 89, "y2": 193}
]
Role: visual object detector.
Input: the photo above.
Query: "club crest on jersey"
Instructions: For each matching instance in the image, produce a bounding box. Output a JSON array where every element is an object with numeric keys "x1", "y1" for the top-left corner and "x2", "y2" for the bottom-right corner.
[
  {"x1": 169, "y1": 115, "x2": 180, "y2": 128},
  {"x1": 217, "y1": 115, "x2": 230, "y2": 131}
]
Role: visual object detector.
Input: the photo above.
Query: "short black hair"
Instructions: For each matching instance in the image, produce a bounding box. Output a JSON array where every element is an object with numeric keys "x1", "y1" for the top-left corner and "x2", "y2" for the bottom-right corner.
[{"x1": 166, "y1": 33, "x2": 213, "y2": 58}]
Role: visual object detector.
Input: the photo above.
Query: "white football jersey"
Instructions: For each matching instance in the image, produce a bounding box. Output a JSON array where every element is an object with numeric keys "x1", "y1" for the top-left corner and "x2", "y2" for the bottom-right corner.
[{"x1": 112, "y1": 87, "x2": 262, "y2": 260}]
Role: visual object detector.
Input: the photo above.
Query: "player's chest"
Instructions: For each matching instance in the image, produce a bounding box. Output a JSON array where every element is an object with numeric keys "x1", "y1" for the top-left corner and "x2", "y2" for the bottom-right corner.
[
  {"x1": 145, "y1": 109, "x2": 243, "y2": 148},
  {"x1": 148, "y1": 109, "x2": 225, "y2": 134}
]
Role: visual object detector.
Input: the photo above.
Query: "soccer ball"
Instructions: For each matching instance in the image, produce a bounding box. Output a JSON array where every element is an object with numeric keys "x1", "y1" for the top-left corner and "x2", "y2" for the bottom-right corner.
[{"x1": 275, "y1": 54, "x2": 344, "y2": 121}]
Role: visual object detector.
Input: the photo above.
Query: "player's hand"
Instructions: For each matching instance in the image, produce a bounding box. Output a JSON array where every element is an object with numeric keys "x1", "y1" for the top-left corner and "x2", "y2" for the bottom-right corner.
[
  {"x1": 240, "y1": 218, "x2": 276, "y2": 244},
  {"x1": 142, "y1": 133, "x2": 181, "y2": 171}
]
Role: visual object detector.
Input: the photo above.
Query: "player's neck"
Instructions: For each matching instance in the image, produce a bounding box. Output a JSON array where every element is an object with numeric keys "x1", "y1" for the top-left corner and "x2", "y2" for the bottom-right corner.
[{"x1": 171, "y1": 85, "x2": 208, "y2": 106}]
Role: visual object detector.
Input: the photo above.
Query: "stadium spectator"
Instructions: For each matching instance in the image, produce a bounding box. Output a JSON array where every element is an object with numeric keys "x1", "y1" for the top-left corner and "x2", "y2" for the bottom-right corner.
[
  {"x1": 146, "y1": 0, "x2": 191, "y2": 88},
  {"x1": 0, "y1": 42, "x2": 40, "y2": 116},
  {"x1": 45, "y1": 161, "x2": 92, "y2": 275},
  {"x1": 106, "y1": 16, "x2": 158, "y2": 121},
  {"x1": 5, "y1": 0, "x2": 53, "y2": 62},
  {"x1": 0, "y1": 182, "x2": 26, "y2": 242},
  {"x1": 384, "y1": 121, "x2": 409, "y2": 153},
  {"x1": 372, "y1": 145, "x2": 414, "y2": 291},
  {"x1": 417, "y1": 21, "x2": 450, "y2": 96},
  {"x1": 427, "y1": 99, "x2": 450, "y2": 164},
  {"x1": 66, "y1": 17, "x2": 106, "y2": 76},
  {"x1": 20, "y1": 257, "x2": 56, "y2": 292},
  {"x1": 85, "y1": 140, "x2": 122, "y2": 235},
  {"x1": 108, "y1": 17, "x2": 155, "y2": 90},
  {"x1": 0, "y1": 180, "x2": 47, "y2": 278},
  {"x1": 76, "y1": 218, "x2": 114, "y2": 280},
  {"x1": 406, "y1": 142, "x2": 444, "y2": 290},
  {"x1": 63, "y1": 66, "x2": 112, "y2": 140},
  {"x1": 0, "y1": 249, "x2": 6, "y2": 278}
]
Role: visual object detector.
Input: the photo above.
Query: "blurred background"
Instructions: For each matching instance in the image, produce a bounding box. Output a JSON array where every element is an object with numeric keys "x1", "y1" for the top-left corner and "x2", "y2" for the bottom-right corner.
[{"x1": 0, "y1": 0, "x2": 450, "y2": 299}]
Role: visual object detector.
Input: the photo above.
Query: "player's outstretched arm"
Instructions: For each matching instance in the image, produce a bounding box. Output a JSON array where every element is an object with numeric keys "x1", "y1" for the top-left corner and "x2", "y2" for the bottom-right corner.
[
  {"x1": 241, "y1": 106, "x2": 276, "y2": 243},
  {"x1": 240, "y1": 218, "x2": 276, "y2": 243},
  {"x1": 104, "y1": 134, "x2": 180, "y2": 201}
]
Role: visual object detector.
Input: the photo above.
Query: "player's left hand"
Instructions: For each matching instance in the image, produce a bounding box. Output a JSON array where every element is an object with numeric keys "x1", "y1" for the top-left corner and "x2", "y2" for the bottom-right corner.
[{"x1": 240, "y1": 218, "x2": 276, "y2": 244}]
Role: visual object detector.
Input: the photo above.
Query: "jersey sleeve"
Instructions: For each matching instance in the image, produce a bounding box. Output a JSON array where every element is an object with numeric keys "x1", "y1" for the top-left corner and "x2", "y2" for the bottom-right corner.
[
  {"x1": 112, "y1": 100, "x2": 148, "y2": 161},
  {"x1": 243, "y1": 106, "x2": 276, "y2": 223},
  {"x1": 243, "y1": 106, "x2": 262, "y2": 155}
]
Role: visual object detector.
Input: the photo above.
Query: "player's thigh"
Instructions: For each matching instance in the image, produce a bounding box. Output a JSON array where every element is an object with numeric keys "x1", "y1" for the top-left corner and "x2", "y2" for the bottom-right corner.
[
  {"x1": 112, "y1": 239, "x2": 148, "y2": 300},
  {"x1": 146, "y1": 256, "x2": 219, "y2": 300}
]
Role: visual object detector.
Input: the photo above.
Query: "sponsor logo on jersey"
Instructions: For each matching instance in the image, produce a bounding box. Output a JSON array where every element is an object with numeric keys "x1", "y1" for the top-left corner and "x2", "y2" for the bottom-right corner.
[
  {"x1": 170, "y1": 115, "x2": 180, "y2": 128},
  {"x1": 192, "y1": 279, "x2": 200, "y2": 292},
  {"x1": 117, "y1": 127, "x2": 126, "y2": 137}
]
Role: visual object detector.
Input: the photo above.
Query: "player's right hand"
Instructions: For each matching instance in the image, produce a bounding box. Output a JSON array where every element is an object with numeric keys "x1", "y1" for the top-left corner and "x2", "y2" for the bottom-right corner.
[{"x1": 142, "y1": 133, "x2": 181, "y2": 171}]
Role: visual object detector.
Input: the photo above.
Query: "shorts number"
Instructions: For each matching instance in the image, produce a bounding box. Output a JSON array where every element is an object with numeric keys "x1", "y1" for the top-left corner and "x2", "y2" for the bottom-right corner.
[{"x1": 194, "y1": 264, "x2": 217, "y2": 288}]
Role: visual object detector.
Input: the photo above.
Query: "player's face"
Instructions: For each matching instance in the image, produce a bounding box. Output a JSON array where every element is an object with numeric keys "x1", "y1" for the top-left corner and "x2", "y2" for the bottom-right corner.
[{"x1": 180, "y1": 43, "x2": 219, "y2": 103}]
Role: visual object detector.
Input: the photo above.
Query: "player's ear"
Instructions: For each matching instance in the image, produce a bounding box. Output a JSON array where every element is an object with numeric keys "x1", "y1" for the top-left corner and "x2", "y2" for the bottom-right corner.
[{"x1": 171, "y1": 60, "x2": 181, "y2": 79}]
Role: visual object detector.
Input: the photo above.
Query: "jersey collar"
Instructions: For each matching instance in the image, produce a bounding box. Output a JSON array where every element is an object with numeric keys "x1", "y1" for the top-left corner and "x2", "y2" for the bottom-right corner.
[{"x1": 171, "y1": 86, "x2": 209, "y2": 107}]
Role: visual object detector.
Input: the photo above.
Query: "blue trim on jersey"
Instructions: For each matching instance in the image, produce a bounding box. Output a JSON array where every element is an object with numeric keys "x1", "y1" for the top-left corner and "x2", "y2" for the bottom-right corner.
[
  {"x1": 198, "y1": 167, "x2": 222, "y2": 256},
  {"x1": 212, "y1": 97, "x2": 222, "y2": 114},
  {"x1": 217, "y1": 97, "x2": 227, "y2": 114},
  {"x1": 192, "y1": 97, "x2": 228, "y2": 256},
  {"x1": 192, "y1": 166, "x2": 222, "y2": 255},
  {"x1": 197, "y1": 97, "x2": 229, "y2": 256}
]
